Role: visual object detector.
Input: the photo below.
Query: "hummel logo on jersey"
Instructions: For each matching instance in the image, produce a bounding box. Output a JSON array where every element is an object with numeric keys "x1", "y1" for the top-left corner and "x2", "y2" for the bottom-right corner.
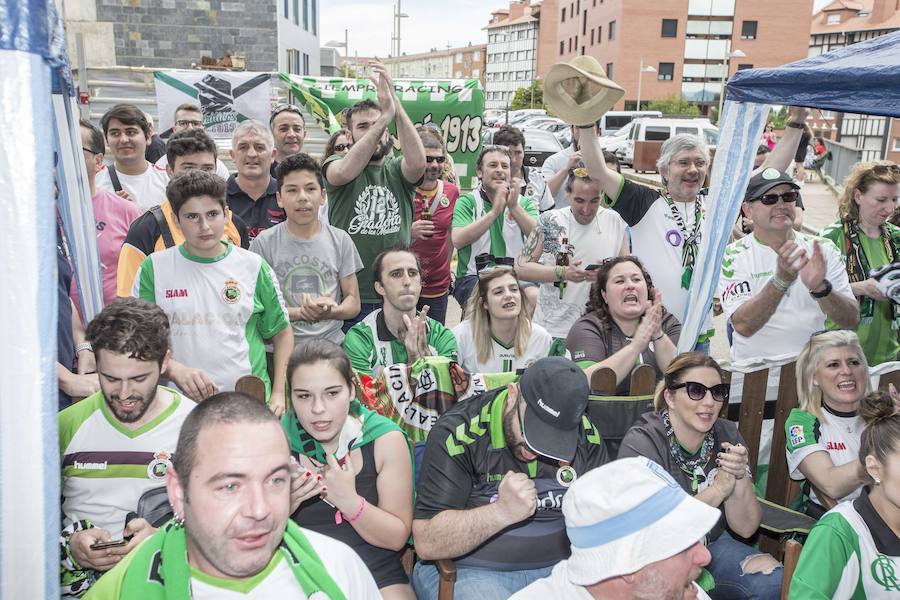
[
  {"x1": 165, "y1": 288, "x2": 189, "y2": 298},
  {"x1": 537, "y1": 399, "x2": 560, "y2": 418},
  {"x1": 74, "y1": 460, "x2": 107, "y2": 470}
]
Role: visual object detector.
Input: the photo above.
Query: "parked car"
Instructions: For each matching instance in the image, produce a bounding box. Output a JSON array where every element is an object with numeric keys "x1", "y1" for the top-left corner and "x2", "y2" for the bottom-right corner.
[
  {"x1": 482, "y1": 127, "x2": 562, "y2": 168},
  {"x1": 598, "y1": 110, "x2": 663, "y2": 136}
]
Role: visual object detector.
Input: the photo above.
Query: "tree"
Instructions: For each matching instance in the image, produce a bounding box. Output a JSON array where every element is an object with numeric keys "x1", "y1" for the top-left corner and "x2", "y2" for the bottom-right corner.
[
  {"x1": 645, "y1": 94, "x2": 701, "y2": 117},
  {"x1": 770, "y1": 105, "x2": 789, "y2": 129},
  {"x1": 510, "y1": 81, "x2": 544, "y2": 110},
  {"x1": 339, "y1": 63, "x2": 360, "y2": 79}
]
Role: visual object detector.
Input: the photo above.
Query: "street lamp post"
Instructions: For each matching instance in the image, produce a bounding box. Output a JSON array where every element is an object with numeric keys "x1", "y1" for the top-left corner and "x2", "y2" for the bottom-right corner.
[
  {"x1": 391, "y1": 1, "x2": 409, "y2": 78},
  {"x1": 718, "y1": 48, "x2": 746, "y2": 120},
  {"x1": 636, "y1": 58, "x2": 656, "y2": 111}
]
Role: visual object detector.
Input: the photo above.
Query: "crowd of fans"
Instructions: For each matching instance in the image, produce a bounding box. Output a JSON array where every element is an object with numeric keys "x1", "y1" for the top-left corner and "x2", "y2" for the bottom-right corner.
[{"x1": 55, "y1": 58, "x2": 900, "y2": 599}]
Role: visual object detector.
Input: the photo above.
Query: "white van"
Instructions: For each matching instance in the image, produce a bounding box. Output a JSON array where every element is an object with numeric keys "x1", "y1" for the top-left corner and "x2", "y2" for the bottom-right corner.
[
  {"x1": 599, "y1": 110, "x2": 662, "y2": 136},
  {"x1": 618, "y1": 117, "x2": 719, "y2": 166}
]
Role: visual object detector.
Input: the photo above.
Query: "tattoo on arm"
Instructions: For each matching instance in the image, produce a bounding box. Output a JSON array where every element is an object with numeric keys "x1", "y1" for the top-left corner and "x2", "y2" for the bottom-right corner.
[{"x1": 521, "y1": 227, "x2": 542, "y2": 262}]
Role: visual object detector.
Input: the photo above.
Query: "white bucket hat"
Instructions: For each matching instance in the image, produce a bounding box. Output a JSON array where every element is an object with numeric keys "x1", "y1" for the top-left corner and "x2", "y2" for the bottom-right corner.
[{"x1": 564, "y1": 457, "x2": 720, "y2": 586}]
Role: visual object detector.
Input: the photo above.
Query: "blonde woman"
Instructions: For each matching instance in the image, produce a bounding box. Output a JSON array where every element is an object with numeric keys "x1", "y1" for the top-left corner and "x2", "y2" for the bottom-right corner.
[
  {"x1": 820, "y1": 161, "x2": 900, "y2": 365},
  {"x1": 786, "y1": 330, "x2": 872, "y2": 517},
  {"x1": 452, "y1": 263, "x2": 566, "y2": 373}
]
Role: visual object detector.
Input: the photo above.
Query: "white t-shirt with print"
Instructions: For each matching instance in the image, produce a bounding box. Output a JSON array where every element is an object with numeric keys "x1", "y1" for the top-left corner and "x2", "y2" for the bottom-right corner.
[
  {"x1": 718, "y1": 231, "x2": 855, "y2": 363},
  {"x1": 95, "y1": 162, "x2": 169, "y2": 211},
  {"x1": 608, "y1": 179, "x2": 714, "y2": 341},
  {"x1": 452, "y1": 319, "x2": 565, "y2": 373},
  {"x1": 532, "y1": 206, "x2": 627, "y2": 338}
]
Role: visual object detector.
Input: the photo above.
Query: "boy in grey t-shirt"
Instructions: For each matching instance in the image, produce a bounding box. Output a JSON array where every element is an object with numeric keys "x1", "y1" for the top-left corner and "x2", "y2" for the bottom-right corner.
[{"x1": 251, "y1": 153, "x2": 363, "y2": 346}]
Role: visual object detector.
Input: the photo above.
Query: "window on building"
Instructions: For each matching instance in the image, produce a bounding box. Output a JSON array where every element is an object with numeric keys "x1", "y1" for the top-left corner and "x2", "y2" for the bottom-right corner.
[
  {"x1": 581, "y1": 46, "x2": 586, "y2": 55},
  {"x1": 737, "y1": 63, "x2": 753, "y2": 70},
  {"x1": 591, "y1": 29, "x2": 595, "y2": 45},
  {"x1": 303, "y1": 52, "x2": 310, "y2": 75},
  {"x1": 455, "y1": 70, "x2": 462, "y2": 78},
  {"x1": 606, "y1": 62, "x2": 613, "y2": 79},
  {"x1": 658, "y1": 62, "x2": 674, "y2": 80},
  {"x1": 826, "y1": 13, "x2": 841, "y2": 24},
  {"x1": 560, "y1": 40, "x2": 565, "y2": 54},
  {"x1": 568, "y1": 38, "x2": 573, "y2": 52},
  {"x1": 609, "y1": 20, "x2": 616, "y2": 40},
  {"x1": 473, "y1": 68, "x2": 480, "y2": 77},
  {"x1": 892, "y1": 137, "x2": 900, "y2": 152},
  {"x1": 562, "y1": 7, "x2": 566, "y2": 21},
  {"x1": 597, "y1": 25, "x2": 602, "y2": 42},
  {"x1": 575, "y1": 35, "x2": 578, "y2": 48},
  {"x1": 583, "y1": 10, "x2": 588, "y2": 35},
  {"x1": 311, "y1": 0, "x2": 317, "y2": 34},
  {"x1": 571, "y1": 3, "x2": 575, "y2": 16},
  {"x1": 292, "y1": 0, "x2": 298, "y2": 25},
  {"x1": 740, "y1": 20, "x2": 757, "y2": 39},
  {"x1": 302, "y1": 0, "x2": 308, "y2": 30},
  {"x1": 661, "y1": 19, "x2": 677, "y2": 37},
  {"x1": 474, "y1": 51, "x2": 481, "y2": 60},
  {"x1": 283, "y1": 0, "x2": 289, "y2": 18}
]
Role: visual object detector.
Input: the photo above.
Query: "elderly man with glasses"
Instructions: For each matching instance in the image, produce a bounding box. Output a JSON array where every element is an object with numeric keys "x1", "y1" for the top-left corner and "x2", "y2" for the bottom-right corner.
[{"x1": 717, "y1": 168, "x2": 859, "y2": 363}]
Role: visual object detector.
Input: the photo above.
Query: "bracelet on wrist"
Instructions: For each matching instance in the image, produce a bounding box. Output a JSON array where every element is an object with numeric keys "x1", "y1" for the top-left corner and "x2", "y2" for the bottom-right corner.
[
  {"x1": 74, "y1": 342, "x2": 93, "y2": 354},
  {"x1": 810, "y1": 278, "x2": 833, "y2": 299},
  {"x1": 770, "y1": 275, "x2": 790, "y2": 294},
  {"x1": 652, "y1": 333, "x2": 664, "y2": 342},
  {"x1": 343, "y1": 496, "x2": 367, "y2": 523}
]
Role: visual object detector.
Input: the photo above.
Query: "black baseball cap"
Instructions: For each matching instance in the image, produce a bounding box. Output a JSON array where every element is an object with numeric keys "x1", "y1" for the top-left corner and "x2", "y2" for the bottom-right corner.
[
  {"x1": 744, "y1": 167, "x2": 800, "y2": 201},
  {"x1": 519, "y1": 357, "x2": 590, "y2": 462}
]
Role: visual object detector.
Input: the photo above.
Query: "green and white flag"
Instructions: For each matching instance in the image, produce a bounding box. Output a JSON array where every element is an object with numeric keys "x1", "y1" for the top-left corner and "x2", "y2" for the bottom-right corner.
[
  {"x1": 281, "y1": 74, "x2": 485, "y2": 189},
  {"x1": 154, "y1": 70, "x2": 272, "y2": 138}
]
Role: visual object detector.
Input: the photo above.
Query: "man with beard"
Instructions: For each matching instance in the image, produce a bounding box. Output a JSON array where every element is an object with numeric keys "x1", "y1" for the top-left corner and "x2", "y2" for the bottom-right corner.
[
  {"x1": 451, "y1": 146, "x2": 538, "y2": 309},
  {"x1": 324, "y1": 61, "x2": 425, "y2": 327},
  {"x1": 85, "y1": 392, "x2": 381, "y2": 599},
  {"x1": 580, "y1": 108, "x2": 812, "y2": 352},
  {"x1": 343, "y1": 247, "x2": 457, "y2": 377},
  {"x1": 411, "y1": 357, "x2": 608, "y2": 600},
  {"x1": 510, "y1": 457, "x2": 718, "y2": 600},
  {"x1": 59, "y1": 298, "x2": 195, "y2": 597},
  {"x1": 410, "y1": 127, "x2": 459, "y2": 324},
  {"x1": 541, "y1": 122, "x2": 600, "y2": 210},
  {"x1": 493, "y1": 125, "x2": 554, "y2": 212}
]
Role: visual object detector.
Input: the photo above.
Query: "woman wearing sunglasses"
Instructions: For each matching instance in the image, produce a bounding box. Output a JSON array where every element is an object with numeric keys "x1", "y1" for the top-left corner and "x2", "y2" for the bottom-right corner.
[
  {"x1": 321, "y1": 128, "x2": 353, "y2": 164},
  {"x1": 820, "y1": 161, "x2": 900, "y2": 365},
  {"x1": 620, "y1": 353, "x2": 783, "y2": 600},
  {"x1": 786, "y1": 330, "x2": 871, "y2": 517},
  {"x1": 453, "y1": 265, "x2": 566, "y2": 373},
  {"x1": 566, "y1": 255, "x2": 680, "y2": 394}
]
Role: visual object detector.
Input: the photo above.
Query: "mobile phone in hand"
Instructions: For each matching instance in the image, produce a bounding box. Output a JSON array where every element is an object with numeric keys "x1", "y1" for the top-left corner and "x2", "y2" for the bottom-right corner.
[
  {"x1": 584, "y1": 264, "x2": 601, "y2": 271},
  {"x1": 90, "y1": 538, "x2": 128, "y2": 551}
]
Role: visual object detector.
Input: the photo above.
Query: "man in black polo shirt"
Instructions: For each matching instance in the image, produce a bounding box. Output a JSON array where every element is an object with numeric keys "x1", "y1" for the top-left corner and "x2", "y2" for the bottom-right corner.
[
  {"x1": 227, "y1": 120, "x2": 285, "y2": 241},
  {"x1": 411, "y1": 357, "x2": 608, "y2": 600}
]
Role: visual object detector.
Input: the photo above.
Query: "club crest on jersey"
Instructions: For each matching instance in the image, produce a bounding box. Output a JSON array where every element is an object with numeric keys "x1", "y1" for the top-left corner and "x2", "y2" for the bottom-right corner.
[
  {"x1": 789, "y1": 425, "x2": 805, "y2": 447},
  {"x1": 871, "y1": 554, "x2": 900, "y2": 591},
  {"x1": 556, "y1": 464, "x2": 577, "y2": 487},
  {"x1": 147, "y1": 451, "x2": 173, "y2": 481},
  {"x1": 440, "y1": 195, "x2": 450, "y2": 207},
  {"x1": 222, "y1": 278, "x2": 241, "y2": 304}
]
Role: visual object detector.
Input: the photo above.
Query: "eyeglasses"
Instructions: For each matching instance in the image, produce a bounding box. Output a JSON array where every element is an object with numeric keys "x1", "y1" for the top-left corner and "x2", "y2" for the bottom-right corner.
[
  {"x1": 175, "y1": 119, "x2": 203, "y2": 128},
  {"x1": 872, "y1": 164, "x2": 900, "y2": 175},
  {"x1": 426, "y1": 156, "x2": 446, "y2": 164},
  {"x1": 749, "y1": 190, "x2": 801, "y2": 206},
  {"x1": 270, "y1": 103, "x2": 303, "y2": 124},
  {"x1": 668, "y1": 381, "x2": 730, "y2": 403},
  {"x1": 82, "y1": 146, "x2": 101, "y2": 155},
  {"x1": 333, "y1": 143, "x2": 352, "y2": 152}
]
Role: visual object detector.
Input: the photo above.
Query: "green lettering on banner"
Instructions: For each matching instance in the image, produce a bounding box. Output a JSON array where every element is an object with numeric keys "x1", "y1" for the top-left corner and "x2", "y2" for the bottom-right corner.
[{"x1": 279, "y1": 73, "x2": 485, "y2": 190}]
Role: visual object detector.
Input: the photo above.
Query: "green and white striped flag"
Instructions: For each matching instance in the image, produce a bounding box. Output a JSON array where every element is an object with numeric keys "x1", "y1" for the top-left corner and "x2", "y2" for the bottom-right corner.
[
  {"x1": 281, "y1": 74, "x2": 485, "y2": 189},
  {"x1": 154, "y1": 70, "x2": 272, "y2": 138}
]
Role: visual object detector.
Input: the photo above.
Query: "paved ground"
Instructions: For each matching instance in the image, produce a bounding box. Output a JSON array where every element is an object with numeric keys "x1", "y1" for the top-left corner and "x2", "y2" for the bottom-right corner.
[{"x1": 442, "y1": 170, "x2": 841, "y2": 365}]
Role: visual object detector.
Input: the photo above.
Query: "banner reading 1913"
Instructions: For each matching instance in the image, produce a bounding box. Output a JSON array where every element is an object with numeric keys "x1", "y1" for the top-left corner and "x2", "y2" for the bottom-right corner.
[{"x1": 281, "y1": 74, "x2": 484, "y2": 189}]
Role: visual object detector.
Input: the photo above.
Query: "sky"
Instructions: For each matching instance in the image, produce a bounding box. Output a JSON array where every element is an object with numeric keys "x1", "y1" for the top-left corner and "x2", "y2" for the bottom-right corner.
[{"x1": 322, "y1": 0, "x2": 836, "y2": 57}]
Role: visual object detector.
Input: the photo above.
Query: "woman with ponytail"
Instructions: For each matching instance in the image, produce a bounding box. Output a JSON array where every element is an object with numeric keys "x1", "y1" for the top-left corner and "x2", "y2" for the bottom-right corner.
[{"x1": 790, "y1": 388, "x2": 900, "y2": 599}]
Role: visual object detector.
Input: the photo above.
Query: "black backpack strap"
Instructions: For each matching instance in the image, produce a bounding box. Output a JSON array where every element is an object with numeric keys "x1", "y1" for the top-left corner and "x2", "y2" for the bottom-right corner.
[
  {"x1": 150, "y1": 205, "x2": 176, "y2": 248},
  {"x1": 107, "y1": 164, "x2": 123, "y2": 193}
]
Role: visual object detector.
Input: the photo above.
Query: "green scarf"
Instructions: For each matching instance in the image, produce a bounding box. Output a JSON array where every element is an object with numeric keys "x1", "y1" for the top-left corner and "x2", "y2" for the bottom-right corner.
[
  {"x1": 843, "y1": 219, "x2": 900, "y2": 328},
  {"x1": 282, "y1": 399, "x2": 404, "y2": 464},
  {"x1": 119, "y1": 519, "x2": 345, "y2": 599}
]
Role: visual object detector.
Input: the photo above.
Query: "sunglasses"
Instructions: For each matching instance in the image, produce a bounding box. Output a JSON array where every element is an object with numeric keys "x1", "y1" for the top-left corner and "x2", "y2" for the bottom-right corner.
[
  {"x1": 333, "y1": 143, "x2": 352, "y2": 152},
  {"x1": 872, "y1": 164, "x2": 900, "y2": 175},
  {"x1": 749, "y1": 190, "x2": 801, "y2": 206},
  {"x1": 270, "y1": 103, "x2": 303, "y2": 124},
  {"x1": 426, "y1": 156, "x2": 446, "y2": 164},
  {"x1": 669, "y1": 381, "x2": 730, "y2": 403},
  {"x1": 475, "y1": 253, "x2": 515, "y2": 278}
]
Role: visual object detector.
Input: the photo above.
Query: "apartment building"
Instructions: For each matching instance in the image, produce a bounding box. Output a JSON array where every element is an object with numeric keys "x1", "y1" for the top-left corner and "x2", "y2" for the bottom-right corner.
[
  {"x1": 555, "y1": 0, "x2": 812, "y2": 111},
  {"x1": 809, "y1": 0, "x2": 900, "y2": 162},
  {"x1": 381, "y1": 44, "x2": 486, "y2": 85},
  {"x1": 484, "y1": 1, "x2": 542, "y2": 109}
]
